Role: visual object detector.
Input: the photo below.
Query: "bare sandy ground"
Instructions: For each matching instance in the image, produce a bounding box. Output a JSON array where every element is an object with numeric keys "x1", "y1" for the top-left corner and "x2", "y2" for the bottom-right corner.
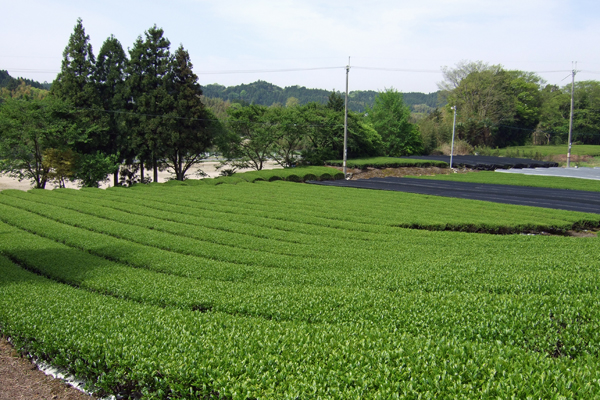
[{"x1": 0, "y1": 161, "x2": 282, "y2": 192}]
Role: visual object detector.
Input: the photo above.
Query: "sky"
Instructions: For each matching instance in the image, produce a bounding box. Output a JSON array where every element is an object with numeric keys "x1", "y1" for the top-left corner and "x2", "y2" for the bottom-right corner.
[{"x1": 2, "y1": 0, "x2": 600, "y2": 94}]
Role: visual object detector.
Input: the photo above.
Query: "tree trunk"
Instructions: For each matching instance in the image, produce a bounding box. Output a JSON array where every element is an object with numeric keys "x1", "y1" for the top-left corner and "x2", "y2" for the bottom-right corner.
[
  {"x1": 113, "y1": 169, "x2": 119, "y2": 187},
  {"x1": 140, "y1": 161, "x2": 144, "y2": 183},
  {"x1": 178, "y1": 151, "x2": 183, "y2": 181},
  {"x1": 153, "y1": 158, "x2": 158, "y2": 183}
]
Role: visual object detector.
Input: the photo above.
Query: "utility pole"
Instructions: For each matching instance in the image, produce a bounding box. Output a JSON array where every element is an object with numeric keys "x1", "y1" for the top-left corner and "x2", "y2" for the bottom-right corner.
[
  {"x1": 343, "y1": 57, "x2": 350, "y2": 179},
  {"x1": 450, "y1": 106, "x2": 457, "y2": 169},
  {"x1": 567, "y1": 62, "x2": 577, "y2": 168}
]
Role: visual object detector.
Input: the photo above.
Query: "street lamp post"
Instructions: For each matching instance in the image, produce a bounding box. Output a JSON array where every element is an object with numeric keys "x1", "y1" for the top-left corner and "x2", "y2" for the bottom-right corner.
[{"x1": 450, "y1": 106, "x2": 457, "y2": 170}]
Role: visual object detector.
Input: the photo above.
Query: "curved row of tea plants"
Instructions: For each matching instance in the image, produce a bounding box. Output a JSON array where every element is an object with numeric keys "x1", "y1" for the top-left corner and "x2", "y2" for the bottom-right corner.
[
  {"x1": 160, "y1": 166, "x2": 345, "y2": 187},
  {"x1": 1, "y1": 182, "x2": 600, "y2": 398}
]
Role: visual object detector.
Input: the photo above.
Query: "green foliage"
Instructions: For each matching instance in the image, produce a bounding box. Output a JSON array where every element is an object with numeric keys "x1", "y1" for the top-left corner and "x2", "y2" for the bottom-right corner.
[
  {"x1": 125, "y1": 25, "x2": 174, "y2": 182},
  {"x1": 163, "y1": 45, "x2": 217, "y2": 180},
  {"x1": 0, "y1": 97, "x2": 81, "y2": 188},
  {"x1": 94, "y1": 34, "x2": 128, "y2": 185},
  {"x1": 366, "y1": 88, "x2": 423, "y2": 156},
  {"x1": 51, "y1": 18, "x2": 104, "y2": 148},
  {"x1": 1, "y1": 182, "x2": 600, "y2": 398},
  {"x1": 536, "y1": 81, "x2": 600, "y2": 145},
  {"x1": 437, "y1": 61, "x2": 547, "y2": 150},
  {"x1": 202, "y1": 80, "x2": 440, "y2": 112},
  {"x1": 0, "y1": 70, "x2": 50, "y2": 91},
  {"x1": 74, "y1": 151, "x2": 119, "y2": 188},
  {"x1": 218, "y1": 104, "x2": 278, "y2": 170},
  {"x1": 270, "y1": 106, "x2": 304, "y2": 168},
  {"x1": 417, "y1": 108, "x2": 452, "y2": 154},
  {"x1": 300, "y1": 102, "x2": 382, "y2": 165},
  {"x1": 42, "y1": 148, "x2": 78, "y2": 188},
  {"x1": 0, "y1": 79, "x2": 49, "y2": 101}
]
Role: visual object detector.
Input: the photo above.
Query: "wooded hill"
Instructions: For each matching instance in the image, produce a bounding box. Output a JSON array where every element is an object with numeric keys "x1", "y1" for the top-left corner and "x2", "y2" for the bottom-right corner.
[
  {"x1": 0, "y1": 70, "x2": 51, "y2": 91},
  {"x1": 0, "y1": 70, "x2": 440, "y2": 113},
  {"x1": 202, "y1": 80, "x2": 441, "y2": 112}
]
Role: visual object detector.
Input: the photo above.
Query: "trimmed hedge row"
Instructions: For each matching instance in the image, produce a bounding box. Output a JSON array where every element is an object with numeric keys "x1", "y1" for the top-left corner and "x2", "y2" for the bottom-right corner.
[
  {"x1": 6, "y1": 258, "x2": 600, "y2": 399},
  {"x1": 3, "y1": 182, "x2": 600, "y2": 398},
  {"x1": 326, "y1": 157, "x2": 448, "y2": 169},
  {"x1": 144, "y1": 166, "x2": 345, "y2": 188}
]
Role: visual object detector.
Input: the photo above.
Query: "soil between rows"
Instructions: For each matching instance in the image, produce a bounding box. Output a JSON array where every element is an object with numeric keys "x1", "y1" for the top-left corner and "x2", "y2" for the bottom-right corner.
[{"x1": 0, "y1": 337, "x2": 96, "y2": 400}]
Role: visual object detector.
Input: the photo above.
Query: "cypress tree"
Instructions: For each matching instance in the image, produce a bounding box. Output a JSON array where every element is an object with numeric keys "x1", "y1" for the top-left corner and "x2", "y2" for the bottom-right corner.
[
  {"x1": 52, "y1": 18, "x2": 102, "y2": 135},
  {"x1": 126, "y1": 25, "x2": 174, "y2": 183},
  {"x1": 95, "y1": 35, "x2": 128, "y2": 185},
  {"x1": 165, "y1": 45, "x2": 215, "y2": 180},
  {"x1": 51, "y1": 18, "x2": 118, "y2": 187}
]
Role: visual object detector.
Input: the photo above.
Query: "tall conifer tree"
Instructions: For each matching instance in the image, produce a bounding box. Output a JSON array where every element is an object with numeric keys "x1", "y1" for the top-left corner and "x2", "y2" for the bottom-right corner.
[
  {"x1": 95, "y1": 35, "x2": 128, "y2": 185},
  {"x1": 51, "y1": 18, "x2": 118, "y2": 187},
  {"x1": 165, "y1": 45, "x2": 215, "y2": 180},
  {"x1": 126, "y1": 25, "x2": 174, "y2": 183}
]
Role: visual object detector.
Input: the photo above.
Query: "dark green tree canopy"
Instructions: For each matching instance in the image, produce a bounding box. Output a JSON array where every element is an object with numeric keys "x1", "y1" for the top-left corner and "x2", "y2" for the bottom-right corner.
[
  {"x1": 126, "y1": 25, "x2": 175, "y2": 182},
  {"x1": 52, "y1": 18, "x2": 99, "y2": 110},
  {"x1": 164, "y1": 45, "x2": 216, "y2": 180},
  {"x1": 95, "y1": 34, "x2": 129, "y2": 185}
]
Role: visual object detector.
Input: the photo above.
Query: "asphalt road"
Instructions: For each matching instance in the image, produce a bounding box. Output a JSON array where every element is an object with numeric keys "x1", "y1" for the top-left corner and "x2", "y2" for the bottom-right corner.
[{"x1": 310, "y1": 177, "x2": 600, "y2": 214}]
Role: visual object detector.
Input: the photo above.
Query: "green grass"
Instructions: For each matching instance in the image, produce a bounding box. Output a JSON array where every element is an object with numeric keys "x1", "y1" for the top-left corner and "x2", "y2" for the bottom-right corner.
[
  {"x1": 326, "y1": 157, "x2": 448, "y2": 169},
  {"x1": 415, "y1": 171, "x2": 600, "y2": 192},
  {"x1": 1, "y1": 182, "x2": 600, "y2": 398},
  {"x1": 497, "y1": 144, "x2": 600, "y2": 157}
]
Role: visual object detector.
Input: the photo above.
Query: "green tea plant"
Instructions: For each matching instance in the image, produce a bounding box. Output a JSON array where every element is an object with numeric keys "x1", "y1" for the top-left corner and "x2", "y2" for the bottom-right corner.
[{"x1": 1, "y1": 182, "x2": 600, "y2": 398}]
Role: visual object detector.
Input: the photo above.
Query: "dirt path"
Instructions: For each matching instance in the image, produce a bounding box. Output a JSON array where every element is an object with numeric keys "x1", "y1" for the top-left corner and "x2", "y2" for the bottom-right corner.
[
  {"x1": 0, "y1": 338, "x2": 95, "y2": 400},
  {"x1": 0, "y1": 161, "x2": 282, "y2": 192},
  {"x1": 336, "y1": 166, "x2": 474, "y2": 179}
]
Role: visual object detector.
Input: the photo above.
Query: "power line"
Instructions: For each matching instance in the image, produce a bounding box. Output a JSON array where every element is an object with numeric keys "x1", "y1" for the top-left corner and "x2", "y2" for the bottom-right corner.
[
  {"x1": 353, "y1": 66, "x2": 440, "y2": 73},
  {"x1": 195, "y1": 66, "x2": 345, "y2": 74},
  {"x1": 69, "y1": 106, "x2": 345, "y2": 128}
]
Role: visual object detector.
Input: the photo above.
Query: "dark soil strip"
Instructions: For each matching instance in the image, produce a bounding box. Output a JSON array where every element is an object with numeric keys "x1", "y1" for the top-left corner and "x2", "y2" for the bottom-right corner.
[
  {"x1": 402, "y1": 155, "x2": 558, "y2": 170},
  {"x1": 396, "y1": 223, "x2": 598, "y2": 236},
  {"x1": 308, "y1": 177, "x2": 600, "y2": 215}
]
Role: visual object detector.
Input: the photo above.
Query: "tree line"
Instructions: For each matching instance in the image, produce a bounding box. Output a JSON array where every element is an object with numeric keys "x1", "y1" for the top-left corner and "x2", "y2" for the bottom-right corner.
[
  {"x1": 0, "y1": 70, "x2": 51, "y2": 91},
  {"x1": 3, "y1": 22, "x2": 598, "y2": 190},
  {"x1": 202, "y1": 80, "x2": 440, "y2": 112},
  {"x1": 0, "y1": 19, "x2": 220, "y2": 188},
  {"x1": 418, "y1": 60, "x2": 600, "y2": 154},
  {"x1": 0, "y1": 19, "x2": 424, "y2": 187}
]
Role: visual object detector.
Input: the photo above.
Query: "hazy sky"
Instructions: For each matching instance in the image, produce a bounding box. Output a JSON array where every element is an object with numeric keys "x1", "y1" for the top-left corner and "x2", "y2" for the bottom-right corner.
[{"x1": 2, "y1": 0, "x2": 600, "y2": 93}]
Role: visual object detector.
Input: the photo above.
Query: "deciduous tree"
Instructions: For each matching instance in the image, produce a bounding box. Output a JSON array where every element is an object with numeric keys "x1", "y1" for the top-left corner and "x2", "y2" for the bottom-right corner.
[
  {"x1": 218, "y1": 104, "x2": 278, "y2": 171},
  {"x1": 0, "y1": 97, "x2": 79, "y2": 188},
  {"x1": 366, "y1": 88, "x2": 422, "y2": 156}
]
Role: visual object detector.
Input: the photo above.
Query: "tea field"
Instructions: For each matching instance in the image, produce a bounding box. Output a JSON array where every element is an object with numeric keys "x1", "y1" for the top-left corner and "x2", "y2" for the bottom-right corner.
[{"x1": 1, "y1": 181, "x2": 600, "y2": 398}]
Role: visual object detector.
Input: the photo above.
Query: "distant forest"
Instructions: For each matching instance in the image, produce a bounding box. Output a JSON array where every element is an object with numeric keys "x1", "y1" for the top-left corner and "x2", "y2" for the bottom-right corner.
[
  {"x1": 0, "y1": 70, "x2": 51, "y2": 91},
  {"x1": 0, "y1": 70, "x2": 440, "y2": 113},
  {"x1": 202, "y1": 80, "x2": 442, "y2": 112}
]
